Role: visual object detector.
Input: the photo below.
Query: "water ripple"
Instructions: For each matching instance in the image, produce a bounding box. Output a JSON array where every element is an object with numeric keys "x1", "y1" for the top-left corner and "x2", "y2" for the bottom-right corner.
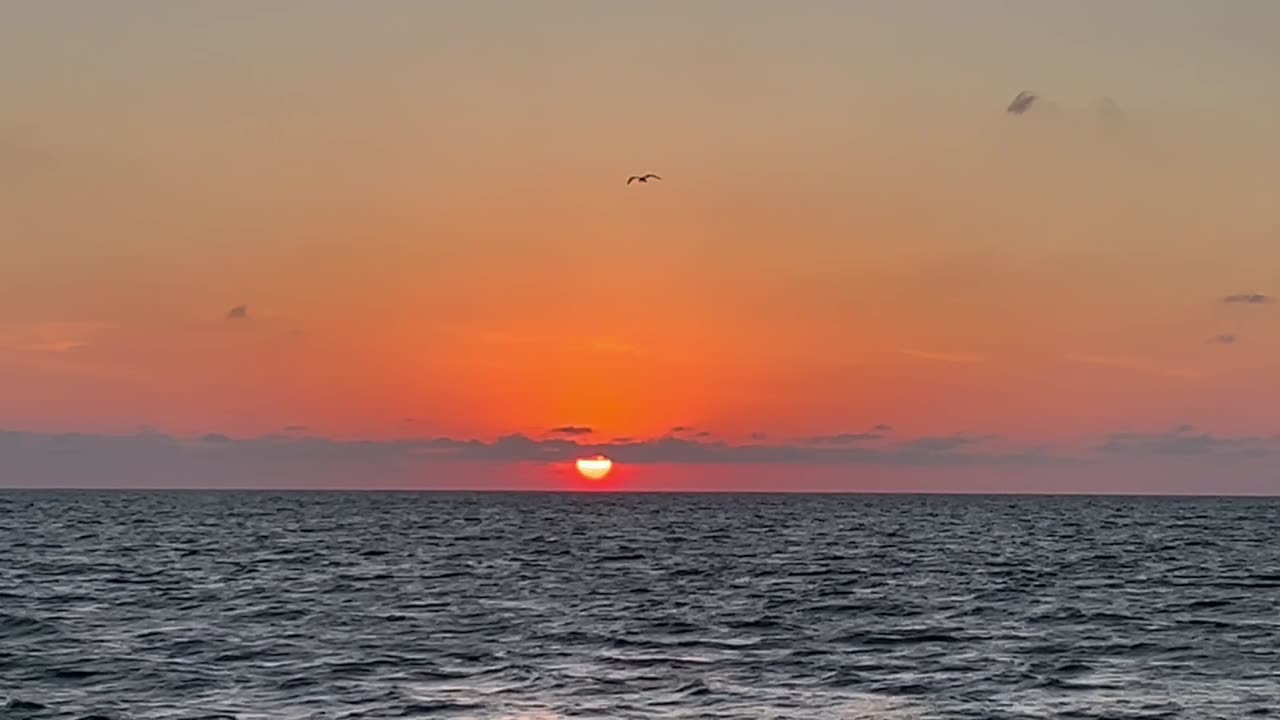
[{"x1": 1, "y1": 491, "x2": 1278, "y2": 718}]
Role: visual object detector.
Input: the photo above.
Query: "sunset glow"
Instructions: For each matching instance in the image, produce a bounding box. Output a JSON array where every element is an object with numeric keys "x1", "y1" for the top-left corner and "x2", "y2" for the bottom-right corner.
[{"x1": 2, "y1": 2, "x2": 1279, "y2": 494}]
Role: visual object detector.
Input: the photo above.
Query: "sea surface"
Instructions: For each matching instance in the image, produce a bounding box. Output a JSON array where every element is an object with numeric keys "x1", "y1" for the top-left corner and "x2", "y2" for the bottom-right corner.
[{"x1": 1, "y1": 492, "x2": 1278, "y2": 719}]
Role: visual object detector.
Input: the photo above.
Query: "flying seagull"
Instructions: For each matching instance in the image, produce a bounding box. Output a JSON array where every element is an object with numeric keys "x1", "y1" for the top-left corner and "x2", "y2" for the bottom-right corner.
[
  {"x1": 627, "y1": 174, "x2": 661, "y2": 185},
  {"x1": 1006, "y1": 90, "x2": 1038, "y2": 115}
]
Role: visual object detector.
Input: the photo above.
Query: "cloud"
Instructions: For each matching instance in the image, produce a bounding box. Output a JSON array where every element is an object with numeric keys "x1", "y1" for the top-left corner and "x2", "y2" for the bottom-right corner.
[
  {"x1": 548, "y1": 426, "x2": 593, "y2": 436},
  {"x1": 898, "y1": 348, "x2": 983, "y2": 364},
  {"x1": 226, "y1": 305, "x2": 249, "y2": 320},
  {"x1": 805, "y1": 432, "x2": 881, "y2": 445},
  {"x1": 1099, "y1": 425, "x2": 1274, "y2": 459},
  {"x1": 0, "y1": 322, "x2": 113, "y2": 354},
  {"x1": 1223, "y1": 293, "x2": 1273, "y2": 304},
  {"x1": 1006, "y1": 90, "x2": 1039, "y2": 115},
  {"x1": 1065, "y1": 353, "x2": 1198, "y2": 379},
  {"x1": 669, "y1": 426, "x2": 712, "y2": 439},
  {"x1": 1208, "y1": 333, "x2": 1238, "y2": 345},
  {"x1": 750, "y1": 432, "x2": 769, "y2": 442},
  {"x1": 0, "y1": 427, "x2": 1058, "y2": 484},
  {"x1": 7, "y1": 339, "x2": 88, "y2": 353},
  {"x1": 283, "y1": 425, "x2": 308, "y2": 433},
  {"x1": 803, "y1": 424, "x2": 893, "y2": 445},
  {"x1": 8, "y1": 424, "x2": 1280, "y2": 490},
  {"x1": 899, "y1": 433, "x2": 996, "y2": 454}
]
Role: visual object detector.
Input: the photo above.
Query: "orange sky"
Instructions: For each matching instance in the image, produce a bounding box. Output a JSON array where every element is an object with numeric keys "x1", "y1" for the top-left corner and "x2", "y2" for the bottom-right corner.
[{"x1": 3, "y1": 2, "x2": 1280, "y2": 485}]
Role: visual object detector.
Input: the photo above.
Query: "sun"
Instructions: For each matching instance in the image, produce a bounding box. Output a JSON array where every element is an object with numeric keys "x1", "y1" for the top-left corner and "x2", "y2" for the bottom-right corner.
[{"x1": 575, "y1": 455, "x2": 613, "y2": 480}]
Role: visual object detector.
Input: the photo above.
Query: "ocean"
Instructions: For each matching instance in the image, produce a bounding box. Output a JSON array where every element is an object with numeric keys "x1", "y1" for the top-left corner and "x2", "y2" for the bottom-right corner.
[{"x1": 1, "y1": 491, "x2": 1277, "y2": 719}]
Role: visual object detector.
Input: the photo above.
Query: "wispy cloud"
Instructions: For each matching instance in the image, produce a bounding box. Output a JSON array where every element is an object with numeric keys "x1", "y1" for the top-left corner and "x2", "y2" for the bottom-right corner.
[
  {"x1": 803, "y1": 424, "x2": 893, "y2": 445},
  {"x1": 1208, "y1": 333, "x2": 1238, "y2": 345},
  {"x1": 1223, "y1": 293, "x2": 1273, "y2": 305},
  {"x1": 898, "y1": 348, "x2": 983, "y2": 364},
  {"x1": 0, "y1": 322, "x2": 113, "y2": 353},
  {"x1": 548, "y1": 426, "x2": 593, "y2": 437},
  {"x1": 1099, "y1": 425, "x2": 1275, "y2": 459},
  {"x1": 899, "y1": 433, "x2": 997, "y2": 454},
  {"x1": 668, "y1": 426, "x2": 715, "y2": 439},
  {"x1": 10, "y1": 339, "x2": 90, "y2": 353},
  {"x1": 1065, "y1": 353, "x2": 1198, "y2": 379},
  {"x1": 804, "y1": 432, "x2": 882, "y2": 445}
]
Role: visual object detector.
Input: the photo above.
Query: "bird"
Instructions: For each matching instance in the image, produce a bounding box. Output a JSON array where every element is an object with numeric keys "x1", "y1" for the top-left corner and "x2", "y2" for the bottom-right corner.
[
  {"x1": 1006, "y1": 90, "x2": 1038, "y2": 115},
  {"x1": 627, "y1": 174, "x2": 661, "y2": 185}
]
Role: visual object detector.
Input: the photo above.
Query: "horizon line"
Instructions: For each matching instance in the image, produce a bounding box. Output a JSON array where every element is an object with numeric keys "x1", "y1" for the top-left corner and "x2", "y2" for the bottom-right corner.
[{"x1": 2, "y1": 487, "x2": 1277, "y2": 499}]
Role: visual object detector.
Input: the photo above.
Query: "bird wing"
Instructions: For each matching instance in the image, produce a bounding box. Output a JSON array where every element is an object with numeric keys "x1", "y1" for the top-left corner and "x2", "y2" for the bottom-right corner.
[
  {"x1": 627, "y1": 176, "x2": 638, "y2": 184},
  {"x1": 644, "y1": 174, "x2": 661, "y2": 180}
]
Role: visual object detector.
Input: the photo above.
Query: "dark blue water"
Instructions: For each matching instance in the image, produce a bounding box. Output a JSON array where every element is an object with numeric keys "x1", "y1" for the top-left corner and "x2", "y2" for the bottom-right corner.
[{"x1": 2, "y1": 492, "x2": 1278, "y2": 719}]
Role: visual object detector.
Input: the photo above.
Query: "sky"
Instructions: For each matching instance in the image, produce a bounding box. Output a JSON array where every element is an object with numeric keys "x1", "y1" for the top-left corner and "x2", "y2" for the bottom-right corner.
[{"x1": 3, "y1": 1, "x2": 1280, "y2": 492}]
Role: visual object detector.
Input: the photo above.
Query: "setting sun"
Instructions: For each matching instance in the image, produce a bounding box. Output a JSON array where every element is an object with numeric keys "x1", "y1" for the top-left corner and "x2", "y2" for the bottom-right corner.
[{"x1": 575, "y1": 455, "x2": 614, "y2": 481}]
